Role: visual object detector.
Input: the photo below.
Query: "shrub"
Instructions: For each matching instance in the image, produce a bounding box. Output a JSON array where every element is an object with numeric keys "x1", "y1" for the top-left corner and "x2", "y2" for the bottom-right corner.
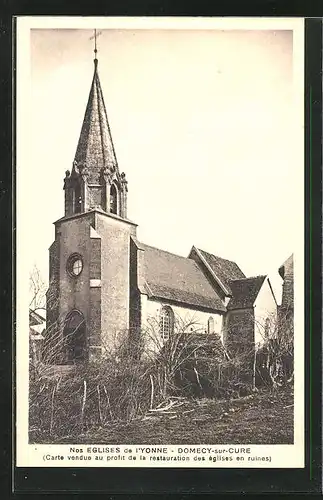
[
  {"x1": 29, "y1": 331, "x2": 153, "y2": 442},
  {"x1": 29, "y1": 311, "x2": 292, "y2": 443}
]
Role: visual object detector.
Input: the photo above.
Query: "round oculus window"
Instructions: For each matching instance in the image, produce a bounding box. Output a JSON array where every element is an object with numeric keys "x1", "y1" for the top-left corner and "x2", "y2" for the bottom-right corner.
[{"x1": 67, "y1": 254, "x2": 83, "y2": 277}]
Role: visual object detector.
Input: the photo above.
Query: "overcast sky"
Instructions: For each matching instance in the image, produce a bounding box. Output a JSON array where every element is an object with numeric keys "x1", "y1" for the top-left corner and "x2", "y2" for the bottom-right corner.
[{"x1": 21, "y1": 24, "x2": 303, "y2": 303}]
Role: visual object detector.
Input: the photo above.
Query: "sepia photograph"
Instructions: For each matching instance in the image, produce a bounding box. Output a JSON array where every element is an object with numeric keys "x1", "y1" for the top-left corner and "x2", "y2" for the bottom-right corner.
[{"x1": 16, "y1": 17, "x2": 304, "y2": 468}]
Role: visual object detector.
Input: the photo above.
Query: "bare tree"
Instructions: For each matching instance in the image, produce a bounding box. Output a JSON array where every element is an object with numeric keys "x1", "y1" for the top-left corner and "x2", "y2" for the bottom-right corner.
[
  {"x1": 29, "y1": 302, "x2": 294, "y2": 443},
  {"x1": 29, "y1": 264, "x2": 47, "y2": 313},
  {"x1": 29, "y1": 313, "x2": 228, "y2": 441},
  {"x1": 254, "y1": 310, "x2": 294, "y2": 388}
]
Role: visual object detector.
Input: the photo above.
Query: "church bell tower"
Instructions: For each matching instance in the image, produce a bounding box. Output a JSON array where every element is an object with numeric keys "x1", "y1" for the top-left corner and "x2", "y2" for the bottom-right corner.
[{"x1": 46, "y1": 33, "x2": 137, "y2": 365}]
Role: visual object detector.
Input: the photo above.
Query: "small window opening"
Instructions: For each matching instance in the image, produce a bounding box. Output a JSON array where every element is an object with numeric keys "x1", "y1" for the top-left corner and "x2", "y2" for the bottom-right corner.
[
  {"x1": 207, "y1": 316, "x2": 215, "y2": 334},
  {"x1": 110, "y1": 184, "x2": 118, "y2": 214},
  {"x1": 67, "y1": 254, "x2": 83, "y2": 278}
]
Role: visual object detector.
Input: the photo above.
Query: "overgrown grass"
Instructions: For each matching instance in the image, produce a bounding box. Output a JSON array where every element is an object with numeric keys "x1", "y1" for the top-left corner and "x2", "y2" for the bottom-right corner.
[
  {"x1": 30, "y1": 320, "x2": 294, "y2": 445},
  {"x1": 31, "y1": 387, "x2": 293, "y2": 445}
]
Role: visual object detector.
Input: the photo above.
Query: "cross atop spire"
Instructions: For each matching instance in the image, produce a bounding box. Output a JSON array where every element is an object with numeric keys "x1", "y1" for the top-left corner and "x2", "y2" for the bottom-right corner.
[
  {"x1": 90, "y1": 29, "x2": 102, "y2": 65},
  {"x1": 94, "y1": 29, "x2": 98, "y2": 57}
]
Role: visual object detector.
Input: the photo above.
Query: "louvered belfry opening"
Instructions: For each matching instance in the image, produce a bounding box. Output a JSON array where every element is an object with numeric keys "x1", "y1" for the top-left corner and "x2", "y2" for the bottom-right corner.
[
  {"x1": 110, "y1": 183, "x2": 118, "y2": 214},
  {"x1": 74, "y1": 181, "x2": 82, "y2": 214}
]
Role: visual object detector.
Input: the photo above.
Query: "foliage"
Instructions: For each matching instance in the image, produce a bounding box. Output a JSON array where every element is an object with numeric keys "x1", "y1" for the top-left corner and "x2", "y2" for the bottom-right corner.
[
  {"x1": 29, "y1": 332, "x2": 152, "y2": 442},
  {"x1": 29, "y1": 305, "x2": 294, "y2": 443},
  {"x1": 255, "y1": 308, "x2": 294, "y2": 388}
]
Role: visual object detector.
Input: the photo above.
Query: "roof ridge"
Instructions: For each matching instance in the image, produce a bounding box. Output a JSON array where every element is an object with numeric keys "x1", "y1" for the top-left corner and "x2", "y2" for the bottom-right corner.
[
  {"x1": 197, "y1": 247, "x2": 239, "y2": 264},
  {"x1": 230, "y1": 274, "x2": 266, "y2": 283},
  {"x1": 141, "y1": 242, "x2": 193, "y2": 261}
]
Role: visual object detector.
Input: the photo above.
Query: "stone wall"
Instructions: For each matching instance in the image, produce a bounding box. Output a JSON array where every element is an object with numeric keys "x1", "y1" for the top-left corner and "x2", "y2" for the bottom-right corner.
[
  {"x1": 224, "y1": 308, "x2": 255, "y2": 355},
  {"x1": 144, "y1": 297, "x2": 224, "y2": 340},
  {"x1": 94, "y1": 211, "x2": 137, "y2": 349}
]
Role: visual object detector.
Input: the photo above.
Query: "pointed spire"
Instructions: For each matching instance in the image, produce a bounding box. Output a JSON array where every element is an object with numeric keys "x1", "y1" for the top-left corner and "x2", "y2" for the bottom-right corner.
[{"x1": 73, "y1": 48, "x2": 118, "y2": 184}]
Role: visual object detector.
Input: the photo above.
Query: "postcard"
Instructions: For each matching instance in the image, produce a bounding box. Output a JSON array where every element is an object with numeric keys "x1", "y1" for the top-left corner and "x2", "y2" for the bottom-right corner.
[{"x1": 16, "y1": 16, "x2": 304, "y2": 469}]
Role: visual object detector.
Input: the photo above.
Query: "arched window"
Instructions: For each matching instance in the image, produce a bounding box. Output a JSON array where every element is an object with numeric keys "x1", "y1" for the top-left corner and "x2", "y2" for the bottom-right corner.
[
  {"x1": 207, "y1": 316, "x2": 214, "y2": 334},
  {"x1": 159, "y1": 306, "x2": 174, "y2": 341},
  {"x1": 63, "y1": 310, "x2": 86, "y2": 363},
  {"x1": 110, "y1": 184, "x2": 118, "y2": 214},
  {"x1": 265, "y1": 317, "x2": 270, "y2": 337},
  {"x1": 74, "y1": 182, "x2": 82, "y2": 214}
]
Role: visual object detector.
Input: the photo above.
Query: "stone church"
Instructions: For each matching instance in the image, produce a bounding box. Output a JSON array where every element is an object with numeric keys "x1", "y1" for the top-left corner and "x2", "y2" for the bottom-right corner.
[{"x1": 46, "y1": 52, "x2": 277, "y2": 364}]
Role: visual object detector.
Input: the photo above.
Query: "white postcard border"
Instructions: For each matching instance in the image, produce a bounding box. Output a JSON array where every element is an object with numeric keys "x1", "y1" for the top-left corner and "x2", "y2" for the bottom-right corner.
[{"x1": 16, "y1": 16, "x2": 305, "y2": 469}]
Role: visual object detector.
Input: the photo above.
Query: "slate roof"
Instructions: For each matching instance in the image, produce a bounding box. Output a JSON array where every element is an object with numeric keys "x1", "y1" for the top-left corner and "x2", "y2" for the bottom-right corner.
[
  {"x1": 227, "y1": 275, "x2": 266, "y2": 310},
  {"x1": 29, "y1": 309, "x2": 46, "y2": 338},
  {"x1": 196, "y1": 248, "x2": 245, "y2": 295},
  {"x1": 30, "y1": 324, "x2": 45, "y2": 339},
  {"x1": 29, "y1": 309, "x2": 46, "y2": 326},
  {"x1": 140, "y1": 243, "x2": 226, "y2": 312},
  {"x1": 74, "y1": 59, "x2": 118, "y2": 183},
  {"x1": 278, "y1": 254, "x2": 293, "y2": 310},
  {"x1": 278, "y1": 254, "x2": 293, "y2": 280}
]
